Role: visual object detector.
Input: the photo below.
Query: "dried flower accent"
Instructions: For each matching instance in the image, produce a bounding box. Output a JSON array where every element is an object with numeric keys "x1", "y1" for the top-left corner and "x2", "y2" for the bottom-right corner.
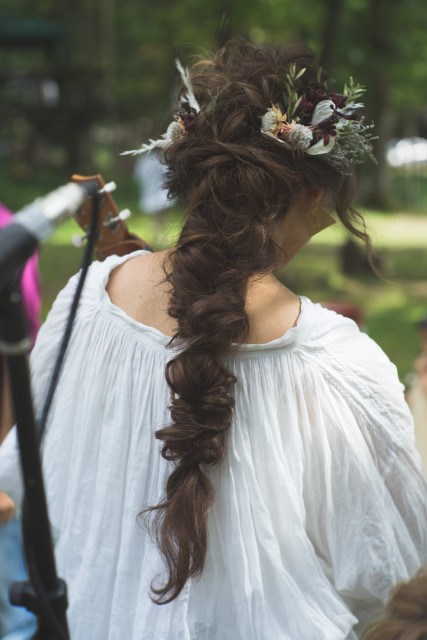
[
  {"x1": 260, "y1": 66, "x2": 376, "y2": 171},
  {"x1": 261, "y1": 106, "x2": 314, "y2": 152},
  {"x1": 121, "y1": 60, "x2": 201, "y2": 157},
  {"x1": 121, "y1": 120, "x2": 185, "y2": 157},
  {"x1": 261, "y1": 105, "x2": 288, "y2": 136},
  {"x1": 177, "y1": 107, "x2": 199, "y2": 132},
  {"x1": 121, "y1": 55, "x2": 376, "y2": 175},
  {"x1": 286, "y1": 123, "x2": 314, "y2": 150}
]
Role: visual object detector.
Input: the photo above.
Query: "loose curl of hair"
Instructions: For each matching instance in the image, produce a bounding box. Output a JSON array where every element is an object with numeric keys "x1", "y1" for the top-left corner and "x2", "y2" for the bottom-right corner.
[
  {"x1": 360, "y1": 568, "x2": 427, "y2": 640},
  {"x1": 141, "y1": 38, "x2": 373, "y2": 604}
]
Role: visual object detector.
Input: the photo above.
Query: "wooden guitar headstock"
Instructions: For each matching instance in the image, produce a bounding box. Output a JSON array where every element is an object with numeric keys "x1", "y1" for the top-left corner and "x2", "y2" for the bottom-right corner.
[{"x1": 71, "y1": 174, "x2": 154, "y2": 261}]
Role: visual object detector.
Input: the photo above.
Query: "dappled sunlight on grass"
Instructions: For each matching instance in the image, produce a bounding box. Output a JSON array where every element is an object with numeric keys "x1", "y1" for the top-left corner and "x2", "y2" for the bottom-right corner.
[{"x1": 311, "y1": 210, "x2": 427, "y2": 249}]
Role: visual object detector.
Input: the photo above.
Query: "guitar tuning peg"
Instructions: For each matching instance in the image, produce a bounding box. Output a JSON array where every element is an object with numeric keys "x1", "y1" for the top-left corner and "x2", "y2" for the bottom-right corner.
[
  {"x1": 99, "y1": 181, "x2": 117, "y2": 195},
  {"x1": 104, "y1": 208, "x2": 132, "y2": 228},
  {"x1": 72, "y1": 232, "x2": 89, "y2": 248},
  {"x1": 117, "y1": 208, "x2": 131, "y2": 221}
]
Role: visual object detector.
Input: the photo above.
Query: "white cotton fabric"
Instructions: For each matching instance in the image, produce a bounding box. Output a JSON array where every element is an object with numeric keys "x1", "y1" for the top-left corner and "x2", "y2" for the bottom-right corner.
[{"x1": 7, "y1": 250, "x2": 427, "y2": 639}]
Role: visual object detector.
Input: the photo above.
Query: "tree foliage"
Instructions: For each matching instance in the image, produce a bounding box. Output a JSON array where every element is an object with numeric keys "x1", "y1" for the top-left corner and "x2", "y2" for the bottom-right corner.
[{"x1": 0, "y1": 0, "x2": 426, "y2": 201}]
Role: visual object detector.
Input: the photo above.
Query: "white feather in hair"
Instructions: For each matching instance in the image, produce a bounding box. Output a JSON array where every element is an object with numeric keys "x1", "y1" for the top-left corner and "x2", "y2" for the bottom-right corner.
[
  {"x1": 120, "y1": 59, "x2": 199, "y2": 157},
  {"x1": 175, "y1": 59, "x2": 201, "y2": 113},
  {"x1": 120, "y1": 121, "x2": 185, "y2": 156}
]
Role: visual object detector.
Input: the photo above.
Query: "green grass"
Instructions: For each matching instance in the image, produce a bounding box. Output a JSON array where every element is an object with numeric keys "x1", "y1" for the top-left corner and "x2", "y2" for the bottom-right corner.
[{"x1": 280, "y1": 242, "x2": 426, "y2": 380}]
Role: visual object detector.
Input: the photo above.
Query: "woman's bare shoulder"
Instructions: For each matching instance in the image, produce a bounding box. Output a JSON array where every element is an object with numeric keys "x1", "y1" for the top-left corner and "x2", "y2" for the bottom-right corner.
[
  {"x1": 106, "y1": 250, "x2": 175, "y2": 334},
  {"x1": 107, "y1": 251, "x2": 163, "y2": 294}
]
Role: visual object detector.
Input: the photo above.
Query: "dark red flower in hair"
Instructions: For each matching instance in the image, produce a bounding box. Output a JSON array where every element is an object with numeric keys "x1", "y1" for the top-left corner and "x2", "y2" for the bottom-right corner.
[
  {"x1": 315, "y1": 113, "x2": 339, "y2": 145},
  {"x1": 300, "y1": 85, "x2": 329, "y2": 119},
  {"x1": 330, "y1": 92, "x2": 348, "y2": 109},
  {"x1": 176, "y1": 105, "x2": 198, "y2": 131}
]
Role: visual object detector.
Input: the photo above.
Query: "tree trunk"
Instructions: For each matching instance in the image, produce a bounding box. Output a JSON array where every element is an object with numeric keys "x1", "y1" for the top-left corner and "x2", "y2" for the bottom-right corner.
[
  {"x1": 320, "y1": 0, "x2": 346, "y2": 73},
  {"x1": 369, "y1": 0, "x2": 394, "y2": 209},
  {"x1": 100, "y1": 0, "x2": 117, "y2": 115}
]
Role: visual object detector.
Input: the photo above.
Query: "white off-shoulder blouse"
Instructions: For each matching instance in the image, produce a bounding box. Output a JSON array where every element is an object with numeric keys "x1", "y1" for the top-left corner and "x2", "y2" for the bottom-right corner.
[{"x1": 1, "y1": 250, "x2": 426, "y2": 640}]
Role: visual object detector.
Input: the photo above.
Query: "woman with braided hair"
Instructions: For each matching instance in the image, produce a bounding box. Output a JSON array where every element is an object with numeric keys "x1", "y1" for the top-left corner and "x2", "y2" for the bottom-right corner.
[{"x1": 1, "y1": 39, "x2": 426, "y2": 639}]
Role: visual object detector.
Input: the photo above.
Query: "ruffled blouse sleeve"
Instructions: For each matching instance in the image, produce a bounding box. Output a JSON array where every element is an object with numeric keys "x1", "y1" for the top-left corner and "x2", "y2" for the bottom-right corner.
[{"x1": 299, "y1": 303, "x2": 427, "y2": 630}]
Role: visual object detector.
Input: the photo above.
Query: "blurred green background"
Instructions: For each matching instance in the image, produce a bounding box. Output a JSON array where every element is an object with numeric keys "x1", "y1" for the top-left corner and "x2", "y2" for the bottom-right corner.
[{"x1": 0, "y1": 0, "x2": 426, "y2": 382}]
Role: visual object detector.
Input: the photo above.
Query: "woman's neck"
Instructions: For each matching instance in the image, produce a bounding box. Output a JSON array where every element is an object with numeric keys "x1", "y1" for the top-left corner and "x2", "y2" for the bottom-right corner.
[
  {"x1": 244, "y1": 272, "x2": 301, "y2": 343},
  {"x1": 107, "y1": 251, "x2": 301, "y2": 345}
]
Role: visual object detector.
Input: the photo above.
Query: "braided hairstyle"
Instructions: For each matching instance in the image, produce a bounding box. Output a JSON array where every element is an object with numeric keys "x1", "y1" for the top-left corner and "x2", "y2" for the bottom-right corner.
[
  {"x1": 360, "y1": 568, "x2": 427, "y2": 639},
  {"x1": 142, "y1": 39, "x2": 372, "y2": 603}
]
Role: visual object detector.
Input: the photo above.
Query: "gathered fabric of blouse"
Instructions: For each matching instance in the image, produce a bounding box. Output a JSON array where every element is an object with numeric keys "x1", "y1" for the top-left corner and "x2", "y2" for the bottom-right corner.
[{"x1": 1, "y1": 250, "x2": 426, "y2": 640}]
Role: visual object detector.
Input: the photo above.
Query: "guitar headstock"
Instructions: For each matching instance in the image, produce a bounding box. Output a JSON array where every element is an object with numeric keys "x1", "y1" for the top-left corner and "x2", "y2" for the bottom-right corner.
[{"x1": 71, "y1": 174, "x2": 153, "y2": 260}]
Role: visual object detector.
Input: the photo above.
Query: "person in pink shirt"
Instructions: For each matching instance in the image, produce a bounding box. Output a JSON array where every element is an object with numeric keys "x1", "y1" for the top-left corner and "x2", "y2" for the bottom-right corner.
[
  {"x1": 0, "y1": 201, "x2": 40, "y2": 639},
  {"x1": 0, "y1": 202, "x2": 41, "y2": 437}
]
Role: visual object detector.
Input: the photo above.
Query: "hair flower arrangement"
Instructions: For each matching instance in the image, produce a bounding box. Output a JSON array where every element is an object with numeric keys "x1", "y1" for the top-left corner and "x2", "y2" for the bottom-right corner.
[
  {"x1": 261, "y1": 65, "x2": 376, "y2": 173},
  {"x1": 121, "y1": 60, "x2": 201, "y2": 157}
]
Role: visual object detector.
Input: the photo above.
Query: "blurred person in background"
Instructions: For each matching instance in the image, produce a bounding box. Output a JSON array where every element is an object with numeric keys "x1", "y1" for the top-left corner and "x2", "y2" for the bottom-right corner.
[
  {"x1": 406, "y1": 315, "x2": 427, "y2": 471},
  {"x1": 1, "y1": 40, "x2": 426, "y2": 639},
  {"x1": 0, "y1": 202, "x2": 40, "y2": 640},
  {"x1": 133, "y1": 150, "x2": 175, "y2": 244}
]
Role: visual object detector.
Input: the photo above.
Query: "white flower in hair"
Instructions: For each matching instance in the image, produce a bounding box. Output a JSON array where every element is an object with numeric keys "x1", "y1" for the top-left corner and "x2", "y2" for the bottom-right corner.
[
  {"x1": 305, "y1": 136, "x2": 336, "y2": 155},
  {"x1": 311, "y1": 100, "x2": 335, "y2": 126},
  {"x1": 166, "y1": 120, "x2": 186, "y2": 143},
  {"x1": 261, "y1": 105, "x2": 287, "y2": 136},
  {"x1": 286, "y1": 123, "x2": 313, "y2": 150},
  {"x1": 261, "y1": 106, "x2": 313, "y2": 152}
]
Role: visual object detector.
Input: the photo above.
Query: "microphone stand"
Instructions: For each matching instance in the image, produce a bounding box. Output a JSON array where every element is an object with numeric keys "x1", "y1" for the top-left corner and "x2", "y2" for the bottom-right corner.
[
  {"x1": 0, "y1": 276, "x2": 69, "y2": 640},
  {"x1": 0, "y1": 180, "x2": 100, "y2": 638}
]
